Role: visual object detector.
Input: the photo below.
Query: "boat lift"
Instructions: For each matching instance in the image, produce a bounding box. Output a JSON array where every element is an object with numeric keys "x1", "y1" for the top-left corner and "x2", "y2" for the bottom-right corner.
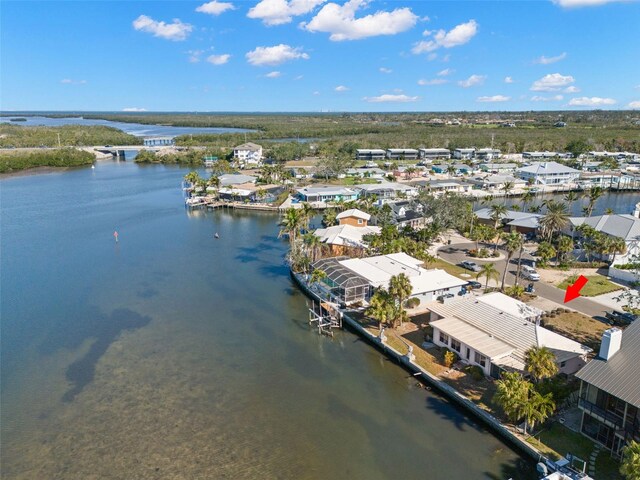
[{"x1": 308, "y1": 300, "x2": 342, "y2": 337}]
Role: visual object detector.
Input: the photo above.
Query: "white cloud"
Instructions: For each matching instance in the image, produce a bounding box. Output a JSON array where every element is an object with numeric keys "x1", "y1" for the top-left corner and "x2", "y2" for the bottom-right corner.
[
  {"x1": 417, "y1": 78, "x2": 447, "y2": 86},
  {"x1": 504, "y1": 76, "x2": 514, "y2": 83},
  {"x1": 265, "y1": 71, "x2": 282, "y2": 78},
  {"x1": 458, "y1": 74, "x2": 486, "y2": 88},
  {"x1": 477, "y1": 95, "x2": 510, "y2": 102},
  {"x1": 568, "y1": 96, "x2": 616, "y2": 106},
  {"x1": 132, "y1": 15, "x2": 193, "y2": 41},
  {"x1": 248, "y1": 0, "x2": 326, "y2": 25},
  {"x1": 302, "y1": 0, "x2": 418, "y2": 41},
  {"x1": 245, "y1": 44, "x2": 309, "y2": 66},
  {"x1": 364, "y1": 94, "x2": 420, "y2": 103},
  {"x1": 187, "y1": 50, "x2": 204, "y2": 63},
  {"x1": 294, "y1": 74, "x2": 304, "y2": 80},
  {"x1": 437, "y1": 68, "x2": 454, "y2": 76},
  {"x1": 412, "y1": 19, "x2": 478, "y2": 54},
  {"x1": 123, "y1": 107, "x2": 147, "y2": 112},
  {"x1": 534, "y1": 52, "x2": 567, "y2": 64},
  {"x1": 553, "y1": 0, "x2": 629, "y2": 7},
  {"x1": 60, "y1": 79, "x2": 87, "y2": 85},
  {"x1": 335, "y1": 85, "x2": 349, "y2": 92},
  {"x1": 207, "y1": 54, "x2": 231, "y2": 65},
  {"x1": 530, "y1": 73, "x2": 575, "y2": 91},
  {"x1": 564, "y1": 85, "x2": 580, "y2": 93},
  {"x1": 628, "y1": 101, "x2": 640, "y2": 109},
  {"x1": 196, "y1": 1, "x2": 235, "y2": 15},
  {"x1": 379, "y1": 67, "x2": 393, "y2": 74},
  {"x1": 531, "y1": 95, "x2": 564, "y2": 101}
]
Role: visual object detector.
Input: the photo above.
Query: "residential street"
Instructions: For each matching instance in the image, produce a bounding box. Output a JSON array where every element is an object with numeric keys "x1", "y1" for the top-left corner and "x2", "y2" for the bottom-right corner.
[{"x1": 436, "y1": 241, "x2": 612, "y2": 318}]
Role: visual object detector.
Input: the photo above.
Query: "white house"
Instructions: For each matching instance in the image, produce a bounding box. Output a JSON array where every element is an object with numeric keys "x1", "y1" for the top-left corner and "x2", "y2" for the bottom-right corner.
[
  {"x1": 475, "y1": 148, "x2": 501, "y2": 161},
  {"x1": 453, "y1": 148, "x2": 476, "y2": 160},
  {"x1": 355, "y1": 182, "x2": 419, "y2": 201},
  {"x1": 419, "y1": 148, "x2": 451, "y2": 162},
  {"x1": 429, "y1": 293, "x2": 591, "y2": 378},
  {"x1": 296, "y1": 185, "x2": 359, "y2": 203},
  {"x1": 516, "y1": 161, "x2": 581, "y2": 186},
  {"x1": 313, "y1": 209, "x2": 381, "y2": 253},
  {"x1": 386, "y1": 149, "x2": 419, "y2": 160},
  {"x1": 355, "y1": 149, "x2": 386, "y2": 161},
  {"x1": 233, "y1": 142, "x2": 263, "y2": 167}
]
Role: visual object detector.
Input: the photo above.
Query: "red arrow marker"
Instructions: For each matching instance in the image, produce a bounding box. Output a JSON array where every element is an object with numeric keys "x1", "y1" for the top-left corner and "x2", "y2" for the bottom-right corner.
[{"x1": 564, "y1": 275, "x2": 589, "y2": 303}]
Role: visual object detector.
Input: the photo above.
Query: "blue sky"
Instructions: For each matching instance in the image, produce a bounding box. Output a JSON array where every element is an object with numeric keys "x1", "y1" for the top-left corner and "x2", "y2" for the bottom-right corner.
[{"x1": 2, "y1": 0, "x2": 639, "y2": 112}]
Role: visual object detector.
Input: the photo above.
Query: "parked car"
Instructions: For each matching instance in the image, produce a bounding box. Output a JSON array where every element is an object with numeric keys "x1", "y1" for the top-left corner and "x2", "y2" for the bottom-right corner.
[
  {"x1": 460, "y1": 261, "x2": 482, "y2": 272},
  {"x1": 605, "y1": 310, "x2": 637, "y2": 326},
  {"x1": 466, "y1": 281, "x2": 482, "y2": 289},
  {"x1": 519, "y1": 265, "x2": 540, "y2": 281}
]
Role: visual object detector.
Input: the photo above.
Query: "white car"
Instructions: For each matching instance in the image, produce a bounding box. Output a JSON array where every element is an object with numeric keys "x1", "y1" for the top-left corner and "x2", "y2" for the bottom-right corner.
[{"x1": 519, "y1": 265, "x2": 540, "y2": 281}]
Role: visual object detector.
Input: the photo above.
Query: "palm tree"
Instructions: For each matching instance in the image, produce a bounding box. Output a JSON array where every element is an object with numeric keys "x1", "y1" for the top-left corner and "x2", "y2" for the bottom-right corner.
[
  {"x1": 303, "y1": 232, "x2": 322, "y2": 262},
  {"x1": 501, "y1": 232, "x2": 524, "y2": 290},
  {"x1": 521, "y1": 190, "x2": 535, "y2": 212},
  {"x1": 184, "y1": 170, "x2": 202, "y2": 185},
  {"x1": 539, "y1": 200, "x2": 569, "y2": 241},
  {"x1": 300, "y1": 202, "x2": 314, "y2": 231},
  {"x1": 477, "y1": 262, "x2": 500, "y2": 289},
  {"x1": 489, "y1": 204, "x2": 508, "y2": 251},
  {"x1": 524, "y1": 346, "x2": 559, "y2": 383},
  {"x1": 620, "y1": 440, "x2": 640, "y2": 480},
  {"x1": 366, "y1": 289, "x2": 395, "y2": 329},
  {"x1": 501, "y1": 181, "x2": 514, "y2": 204},
  {"x1": 586, "y1": 186, "x2": 604, "y2": 217},
  {"x1": 556, "y1": 236, "x2": 574, "y2": 266},
  {"x1": 493, "y1": 372, "x2": 531, "y2": 423},
  {"x1": 536, "y1": 241, "x2": 557, "y2": 267},
  {"x1": 388, "y1": 273, "x2": 413, "y2": 321},
  {"x1": 309, "y1": 268, "x2": 327, "y2": 286},
  {"x1": 279, "y1": 208, "x2": 304, "y2": 247},
  {"x1": 520, "y1": 390, "x2": 555, "y2": 435},
  {"x1": 563, "y1": 190, "x2": 579, "y2": 207},
  {"x1": 322, "y1": 208, "x2": 338, "y2": 227},
  {"x1": 602, "y1": 235, "x2": 627, "y2": 265}
]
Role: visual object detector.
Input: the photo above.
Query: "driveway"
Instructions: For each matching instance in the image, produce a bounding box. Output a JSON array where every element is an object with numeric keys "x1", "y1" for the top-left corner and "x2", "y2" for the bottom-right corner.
[{"x1": 436, "y1": 242, "x2": 610, "y2": 318}]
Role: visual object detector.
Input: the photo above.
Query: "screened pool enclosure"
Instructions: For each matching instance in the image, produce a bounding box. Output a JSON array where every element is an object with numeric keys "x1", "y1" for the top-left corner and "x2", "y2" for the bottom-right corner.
[{"x1": 312, "y1": 257, "x2": 370, "y2": 306}]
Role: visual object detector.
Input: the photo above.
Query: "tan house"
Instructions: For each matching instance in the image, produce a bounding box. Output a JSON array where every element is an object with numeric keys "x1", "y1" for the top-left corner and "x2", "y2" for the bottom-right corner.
[
  {"x1": 314, "y1": 209, "x2": 380, "y2": 256},
  {"x1": 336, "y1": 209, "x2": 371, "y2": 227}
]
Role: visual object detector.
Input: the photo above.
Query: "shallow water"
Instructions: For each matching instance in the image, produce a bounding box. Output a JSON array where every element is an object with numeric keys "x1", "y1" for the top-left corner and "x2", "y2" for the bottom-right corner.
[{"x1": 1, "y1": 161, "x2": 536, "y2": 479}]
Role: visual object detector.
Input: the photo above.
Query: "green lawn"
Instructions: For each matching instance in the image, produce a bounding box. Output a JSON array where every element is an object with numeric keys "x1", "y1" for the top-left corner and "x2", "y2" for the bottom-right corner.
[
  {"x1": 430, "y1": 258, "x2": 475, "y2": 279},
  {"x1": 557, "y1": 275, "x2": 622, "y2": 297}
]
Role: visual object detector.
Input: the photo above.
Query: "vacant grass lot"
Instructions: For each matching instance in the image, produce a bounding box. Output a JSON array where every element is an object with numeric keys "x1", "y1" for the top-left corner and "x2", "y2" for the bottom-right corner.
[
  {"x1": 542, "y1": 310, "x2": 610, "y2": 351},
  {"x1": 557, "y1": 275, "x2": 622, "y2": 297}
]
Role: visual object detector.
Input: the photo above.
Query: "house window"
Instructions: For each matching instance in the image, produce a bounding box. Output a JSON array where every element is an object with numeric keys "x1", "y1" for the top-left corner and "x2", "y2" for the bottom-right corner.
[
  {"x1": 474, "y1": 352, "x2": 487, "y2": 368},
  {"x1": 439, "y1": 332, "x2": 449, "y2": 345},
  {"x1": 357, "y1": 219, "x2": 363, "y2": 224},
  {"x1": 560, "y1": 361, "x2": 566, "y2": 368},
  {"x1": 451, "y1": 339, "x2": 461, "y2": 352}
]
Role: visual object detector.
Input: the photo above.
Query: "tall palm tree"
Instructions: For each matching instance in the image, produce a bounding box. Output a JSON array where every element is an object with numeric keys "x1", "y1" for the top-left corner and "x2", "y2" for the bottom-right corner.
[
  {"x1": 521, "y1": 190, "x2": 535, "y2": 212},
  {"x1": 476, "y1": 262, "x2": 500, "y2": 289},
  {"x1": 388, "y1": 273, "x2": 413, "y2": 314},
  {"x1": 521, "y1": 390, "x2": 555, "y2": 435},
  {"x1": 366, "y1": 289, "x2": 395, "y2": 329},
  {"x1": 524, "y1": 346, "x2": 559, "y2": 383},
  {"x1": 501, "y1": 181, "x2": 514, "y2": 204},
  {"x1": 490, "y1": 204, "x2": 508, "y2": 251},
  {"x1": 493, "y1": 372, "x2": 531, "y2": 423},
  {"x1": 620, "y1": 440, "x2": 640, "y2": 480},
  {"x1": 279, "y1": 208, "x2": 304, "y2": 247},
  {"x1": 539, "y1": 200, "x2": 569, "y2": 241},
  {"x1": 556, "y1": 236, "x2": 574, "y2": 266},
  {"x1": 602, "y1": 235, "x2": 627, "y2": 265},
  {"x1": 303, "y1": 232, "x2": 322, "y2": 262},
  {"x1": 586, "y1": 186, "x2": 604, "y2": 217},
  {"x1": 563, "y1": 190, "x2": 579, "y2": 209},
  {"x1": 300, "y1": 202, "x2": 314, "y2": 231},
  {"x1": 501, "y1": 232, "x2": 524, "y2": 290}
]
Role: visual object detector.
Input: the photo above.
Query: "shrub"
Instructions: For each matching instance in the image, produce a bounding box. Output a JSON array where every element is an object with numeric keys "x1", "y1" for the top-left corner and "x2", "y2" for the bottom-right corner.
[
  {"x1": 405, "y1": 297, "x2": 421, "y2": 308},
  {"x1": 504, "y1": 285, "x2": 525, "y2": 299},
  {"x1": 443, "y1": 350, "x2": 457, "y2": 368},
  {"x1": 465, "y1": 365, "x2": 485, "y2": 381}
]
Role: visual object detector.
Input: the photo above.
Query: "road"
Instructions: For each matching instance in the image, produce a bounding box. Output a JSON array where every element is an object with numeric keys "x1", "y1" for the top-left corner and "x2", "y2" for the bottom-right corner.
[{"x1": 437, "y1": 242, "x2": 610, "y2": 318}]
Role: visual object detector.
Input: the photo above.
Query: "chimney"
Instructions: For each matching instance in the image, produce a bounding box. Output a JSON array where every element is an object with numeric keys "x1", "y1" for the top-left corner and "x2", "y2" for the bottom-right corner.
[{"x1": 599, "y1": 328, "x2": 622, "y2": 361}]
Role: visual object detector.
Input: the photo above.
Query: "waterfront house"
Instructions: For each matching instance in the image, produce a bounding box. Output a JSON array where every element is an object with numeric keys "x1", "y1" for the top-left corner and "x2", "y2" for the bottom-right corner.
[
  {"x1": 419, "y1": 148, "x2": 451, "y2": 162},
  {"x1": 355, "y1": 182, "x2": 418, "y2": 201},
  {"x1": 355, "y1": 149, "x2": 386, "y2": 161},
  {"x1": 233, "y1": 142, "x2": 263, "y2": 168},
  {"x1": 565, "y1": 209, "x2": 640, "y2": 265},
  {"x1": 475, "y1": 148, "x2": 501, "y2": 161},
  {"x1": 474, "y1": 207, "x2": 542, "y2": 235},
  {"x1": 310, "y1": 253, "x2": 466, "y2": 306},
  {"x1": 217, "y1": 183, "x2": 284, "y2": 203},
  {"x1": 431, "y1": 163, "x2": 473, "y2": 175},
  {"x1": 218, "y1": 173, "x2": 258, "y2": 186},
  {"x1": 389, "y1": 201, "x2": 427, "y2": 229},
  {"x1": 522, "y1": 152, "x2": 570, "y2": 161},
  {"x1": 386, "y1": 148, "x2": 419, "y2": 161},
  {"x1": 468, "y1": 174, "x2": 526, "y2": 192},
  {"x1": 516, "y1": 161, "x2": 580, "y2": 186},
  {"x1": 576, "y1": 172, "x2": 618, "y2": 189},
  {"x1": 479, "y1": 163, "x2": 518, "y2": 174},
  {"x1": 575, "y1": 323, "x2": 640, "y2": 456},
  {"x1": 296, "y1": 185, "x2": 359, "y2": 204},
  {"x1": 414, "y1": 179, "x2": 472, "y2": 196},
  {"x1": 429, "y1": 293, "x2": 591, "y2": 378},
  {"x1": 313, "y1": 209, "x2": 381, "y2": 255},
  {"x1": 453, "y1": 148, "x2": 476, "y2": 160},
  {"x1": 346, "y1": 167, "x2": 387, "y2": 179}
]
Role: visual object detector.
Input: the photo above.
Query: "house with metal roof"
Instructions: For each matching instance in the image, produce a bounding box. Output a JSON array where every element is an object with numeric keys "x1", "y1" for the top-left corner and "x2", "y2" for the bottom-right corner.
[
  {"x1": 313, "y1": 209, "x2": 381, "y2": 255},
  {"x1": 575, "y1": 322, "x2": 640, "y2": 455},
  {"x1": 233, "y1": 142, "x2": 263, "y2": 168},
  {"x1": 296, "y1": 185, "x2": 360, "y2": 203},
  {"x1": 218, "y1": 173, "x2": 258, "y2": 186},
  {"x1": 386, "y1": 148, "x2": 419, "y2": 160},
  {"x1": 355, "y1": 149, "x2": 386, "y2": 161},
  {"x1": 355, "y1": 182, "x2": 419, "y2": 201},
  {"x1": 474, "y1": 207, "x2": 542, "y2": 235},
  {"x1": 453, "y1": 148, "x2": 476, "y2": 160},
  {"x1": 516, "y1": 161, "x2": 580, "y2": 186},
  {"x1": 419, "y1": 148, "x2": 451, "y2": 161},
  {"x1": 429, "y1": 293, "x2": 591, "y2": 378}
]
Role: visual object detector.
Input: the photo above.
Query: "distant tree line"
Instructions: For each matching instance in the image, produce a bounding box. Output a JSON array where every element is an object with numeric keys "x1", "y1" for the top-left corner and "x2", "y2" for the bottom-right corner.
[
  {"x1": 0, "y1": 125, "x2": 142, "y2": 148},
  {"x1": 0, "y1": 148, "x2": 95, "y2": 173}
]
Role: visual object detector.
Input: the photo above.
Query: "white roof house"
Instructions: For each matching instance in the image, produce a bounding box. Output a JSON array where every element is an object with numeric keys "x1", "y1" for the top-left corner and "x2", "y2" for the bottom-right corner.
[
  {"x1": 313, "y1": 224, "x2": 380, "y2": 248},
  {"x1": 516, "y1": 161, "x2": 580, "y2": 186},
  {"x1": 337, "y1": 209, "x2": 371, "y2": 221},
  {"x1": 429, "y1": 295, "x2": 591, "y2": 377},
  {"x1": 338, "y1": 253, "x2": 467, "y2": 301},
  {"x1": 218, "y1": 173, "x2": 258, "y2": 186}
]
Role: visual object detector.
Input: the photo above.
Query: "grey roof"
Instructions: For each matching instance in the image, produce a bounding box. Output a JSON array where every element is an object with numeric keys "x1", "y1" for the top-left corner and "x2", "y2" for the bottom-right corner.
[
  {"x1": 517, "y1": 161, "x2": 580, "y2": 175},
  {"x1": 218, "y1": 173, "x2": 258, "y2": 186},
  {"x1": 569, "y1": 214, "x2": 640, "y2": 241},
  {"x1": 576, "y1": 321, "x2": 640, "y2": 408},
  {"x1": 474, "y1": 207, "x2": 541, "y2": 222},
  {"x1": 234, "y1": 142, "x2": 262, "y2": 151}
]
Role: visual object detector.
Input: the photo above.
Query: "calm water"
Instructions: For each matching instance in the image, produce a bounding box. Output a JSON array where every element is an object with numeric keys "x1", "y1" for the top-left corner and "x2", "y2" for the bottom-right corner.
[
  {"x1": 1, "y1": 161, "x2": 535, "y2": 479},
  {"x1": 0, "y1": 115, "x2": 252, "y2": 137}
]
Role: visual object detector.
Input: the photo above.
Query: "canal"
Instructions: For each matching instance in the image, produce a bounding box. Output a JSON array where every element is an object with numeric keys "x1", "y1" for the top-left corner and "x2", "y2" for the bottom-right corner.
[{"x1": 0, "y1": 161, "x2": 537, "y2": 479}]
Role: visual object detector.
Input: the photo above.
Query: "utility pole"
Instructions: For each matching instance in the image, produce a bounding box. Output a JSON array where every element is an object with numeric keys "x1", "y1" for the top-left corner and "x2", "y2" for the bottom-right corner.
[{"x1": 57, "y1": 132, "x2": 61, "y2": 148}]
